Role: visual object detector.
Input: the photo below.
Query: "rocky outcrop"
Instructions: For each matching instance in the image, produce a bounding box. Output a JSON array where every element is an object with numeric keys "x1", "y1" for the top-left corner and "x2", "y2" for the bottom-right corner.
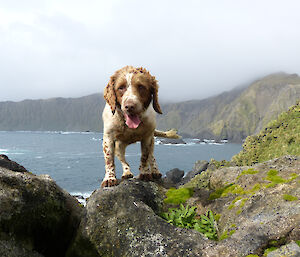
[
  {"x1": 67, "y1": 179, "x2": 216, "y2": 257},
  {"x1": 181, "y1": 160, "x2": 209, "y2": 185},
  {"x1": 267, "y1": 242, "x2": 300, "y2": 257},
  {"x1": 67, "y1": 156, "x2": 300, "y2": 257},
  {"x1": 184, "y1": 155, "x2": 300, "y2": 256},
  {"x1": 0, "y1": 154, "x2": 28, "y2": 172},
  {"x1": 0, "y1": 155, "x2": 82, "y2": 257},
  {"x1": 1, "y1": 154, "x2": 299, "y2": 257},
  {"x1": 157, "y1": 138, "x2": 186, "y2": 145}
]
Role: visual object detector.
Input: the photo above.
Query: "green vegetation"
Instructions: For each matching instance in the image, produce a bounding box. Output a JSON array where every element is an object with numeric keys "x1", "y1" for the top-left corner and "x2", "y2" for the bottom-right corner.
[
  {"x1": 264, "y1": 169, "x2": 287, "y2": 188},
  {"x1": 208, "y1": 184, "x2": 235, "y2": 200},
  {"x1": 263, "y1": 247, "x2": 278, "y2": 256},
  {"x1": 236, "y1": 168, "x2": 259, "y2": 180},
  {"x1": 232, "y1": 101, "x2": 300, "y2": 166},
  {"x1": 209, "y1": 159, "x2": 232, "y2": 169},
  {"x1": 161, "y1": 205, "x2": 218, "y2": 240},
  {"x1": 296, "y1": 240, "x2": 300, "y2": 247},
  {"x1": 283, "y1": 194, "x2": 298, "y2": 201},
  {"x1": 164, "y1": 187, "x2": 194, "y2": 205},
  {"x1": 219, "y1": 229, "x2": 236, "y2": 240}
]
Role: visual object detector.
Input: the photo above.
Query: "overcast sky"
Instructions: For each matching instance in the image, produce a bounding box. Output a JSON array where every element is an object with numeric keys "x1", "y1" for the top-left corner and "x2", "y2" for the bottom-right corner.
[{"x1": 0, "y1": 0, "x2": 300, "y2": 102}]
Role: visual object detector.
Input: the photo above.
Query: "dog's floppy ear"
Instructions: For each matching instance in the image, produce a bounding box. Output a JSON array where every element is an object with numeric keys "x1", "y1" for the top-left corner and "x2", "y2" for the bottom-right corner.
[
  {"x1": 151, "y1": 78, "x2": 162, "y2": 114},
  {"x1": 104, "y1": 76, "x2": 117, "y2": 114}
]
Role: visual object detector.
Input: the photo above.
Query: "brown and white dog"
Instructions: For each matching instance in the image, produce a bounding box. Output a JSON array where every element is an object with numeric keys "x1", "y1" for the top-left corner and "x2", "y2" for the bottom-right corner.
[{"x1": 101, "y1": 66, "x2": 180, "y2": 187}]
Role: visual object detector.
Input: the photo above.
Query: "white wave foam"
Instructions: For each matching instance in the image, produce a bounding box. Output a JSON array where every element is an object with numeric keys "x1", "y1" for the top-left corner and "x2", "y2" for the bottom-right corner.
[
  {"x1": 71, "y1": 191, "x2": 93, "y2": 206},
  {"x1": 155, "y1": 142, "x2": 196, "y2": 146},
  {"x1": 91, "y1": 137, "x2": 102, "y2": 141}
]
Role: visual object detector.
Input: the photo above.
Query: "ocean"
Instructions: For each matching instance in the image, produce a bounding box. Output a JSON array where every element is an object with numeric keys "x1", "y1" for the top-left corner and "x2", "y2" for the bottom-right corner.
[{"x1": 0, "y1": 131, "x2": 242, "y2": 197}]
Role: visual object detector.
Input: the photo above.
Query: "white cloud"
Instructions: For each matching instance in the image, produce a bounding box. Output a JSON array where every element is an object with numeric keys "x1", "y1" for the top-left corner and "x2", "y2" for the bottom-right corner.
[{"x1": 0, "y1": 0, "x2": 300, "y2": 102}]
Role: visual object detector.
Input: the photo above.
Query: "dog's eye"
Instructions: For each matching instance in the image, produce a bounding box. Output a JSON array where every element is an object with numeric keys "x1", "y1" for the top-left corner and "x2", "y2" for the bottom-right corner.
[
  {"x1": 138, "y1": 84, "x2": 146, "y2": 91},
  {"x1": 118, "y1": 85, "x2": 126, "y2": 91}
]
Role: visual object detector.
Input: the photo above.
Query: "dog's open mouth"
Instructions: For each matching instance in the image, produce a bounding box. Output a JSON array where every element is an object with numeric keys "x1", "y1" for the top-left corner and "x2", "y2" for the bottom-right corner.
[{"x1": 124, "y1": 113, "x2": 141, "y2": 129}]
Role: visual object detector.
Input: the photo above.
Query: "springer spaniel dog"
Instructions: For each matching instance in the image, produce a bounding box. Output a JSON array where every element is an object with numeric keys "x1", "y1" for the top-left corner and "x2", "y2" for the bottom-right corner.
[{"x1": 101, "y1": 66, "x2": 179, "y2": 187}]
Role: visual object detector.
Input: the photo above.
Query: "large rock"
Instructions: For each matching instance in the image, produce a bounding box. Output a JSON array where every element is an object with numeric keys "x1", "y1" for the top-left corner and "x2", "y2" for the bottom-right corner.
[
  {"x1": 67, "y1": 179, "x2": 217, "y2": 257},
  {"x1": 0, "y1": 154, "x2": 28, "y2": 172},
  {"x1": 0, "y1": 155, "x2": 82, "y2": 257},
  {"x1": 181, "y1": 160, "x2": 209, "y2": 184},
  {"x1": 267, "y1": 241, "x2": 300, "y2": 257},
  {"x1": 184, "y1": 155, "x2": 300, "y2": 256},
  {"x1": 165, "y1": 168, "x2": 185, "y2": 184}
]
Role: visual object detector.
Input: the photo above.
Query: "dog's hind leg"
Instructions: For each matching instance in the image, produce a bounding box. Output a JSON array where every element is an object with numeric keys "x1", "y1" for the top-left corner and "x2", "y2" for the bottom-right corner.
[
  {"x1": 138, "y1": 136, "x2": 152, "y2": 181},
  {"x1": 115, "y1": 141, "x2": 134, "y2": 180},
  {"x1": 148, "y1": 137, "x2": 162, "y2": 179}
]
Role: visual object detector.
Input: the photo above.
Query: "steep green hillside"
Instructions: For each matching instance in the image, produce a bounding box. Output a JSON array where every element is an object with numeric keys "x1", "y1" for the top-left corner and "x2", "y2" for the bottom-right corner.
[
  {"x1": 157, "y1": 72, "x2": 300, "y2": 142},
  {"x1": 0, "y1": 94, "x2": 105, "y2": 132},
  {"x1": 232, "y1": 101, "x2": 300, "y2": 166}
]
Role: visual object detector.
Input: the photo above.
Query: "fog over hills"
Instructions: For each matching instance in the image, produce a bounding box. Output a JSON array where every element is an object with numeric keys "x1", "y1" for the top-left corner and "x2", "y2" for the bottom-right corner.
[{"x1": 1, "y1": 72, "x2": 300, "y2": 142}]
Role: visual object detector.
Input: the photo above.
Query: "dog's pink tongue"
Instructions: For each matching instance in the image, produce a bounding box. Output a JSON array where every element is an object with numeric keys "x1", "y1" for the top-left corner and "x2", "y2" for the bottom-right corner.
[{"x1": 125, "y1": 114, "x2": 141, "y2": 129}]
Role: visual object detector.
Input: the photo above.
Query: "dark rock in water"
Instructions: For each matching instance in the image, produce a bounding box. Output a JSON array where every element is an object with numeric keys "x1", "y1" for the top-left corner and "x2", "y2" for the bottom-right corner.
[
  {"x1": 158, "y1": 138, "x2": 186, "y2": 144},
  {"x1": 67, "y1": 179, "x2": 212, "y2": 257},
  {"x1": 166, "y1": 168, "x2": 184, "y2": 184},
  {"x1": 0, "y1": 154, "x2": 28, "y2": 172},
  {"x1": 182, "y1": 160, "x2": 209, "y2": 184},
  {"x1": 0, "y1": 159, "x2": 82, "y2": 257}
]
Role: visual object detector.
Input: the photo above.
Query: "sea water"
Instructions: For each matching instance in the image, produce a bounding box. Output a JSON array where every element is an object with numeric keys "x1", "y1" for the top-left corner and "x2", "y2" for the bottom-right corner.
[{"x1": 0, "y1": 131, "x2": 242, "y2": 196}]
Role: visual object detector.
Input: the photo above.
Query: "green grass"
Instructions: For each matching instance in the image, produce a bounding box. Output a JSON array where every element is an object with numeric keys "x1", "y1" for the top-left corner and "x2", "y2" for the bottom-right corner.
[
  {"x1": 164, "y1": 187, "x2": 194, "y2": 205},
  {"x1": 283, "y1": 194, "x2": 298, "y2": 201},
  {"x1": 232, "y1": 101, "x2": 300, "y2": 166},
  {"x1": 263, "y1": 247, "x2": 278, "y2": 256}
]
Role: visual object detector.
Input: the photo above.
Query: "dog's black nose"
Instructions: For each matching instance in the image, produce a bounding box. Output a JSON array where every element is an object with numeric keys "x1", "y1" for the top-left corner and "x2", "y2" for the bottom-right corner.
[{"x1": 125, "y1": 105, "x2": 135, "y2": 112}]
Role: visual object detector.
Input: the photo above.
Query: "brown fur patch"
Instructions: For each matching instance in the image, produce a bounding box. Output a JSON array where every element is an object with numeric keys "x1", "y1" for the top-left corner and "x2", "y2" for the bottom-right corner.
[{"x1": 104, "y1": 66, "x2": 162, "y2": 114}]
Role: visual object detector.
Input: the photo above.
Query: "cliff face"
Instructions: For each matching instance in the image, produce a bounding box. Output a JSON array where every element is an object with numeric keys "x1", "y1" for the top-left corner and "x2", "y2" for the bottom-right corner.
[
  {"x1": 157, "y1": 72, "x2": 300, "y2": 142},
  {"x1": 0, "y1": 94, "x2": 105, "y2": 132}
]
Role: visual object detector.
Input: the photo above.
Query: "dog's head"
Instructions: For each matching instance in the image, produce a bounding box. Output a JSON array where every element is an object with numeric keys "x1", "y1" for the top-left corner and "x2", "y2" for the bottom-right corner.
[{"x1": 104, "y1": 66, "x2": 162, "y2": 129}]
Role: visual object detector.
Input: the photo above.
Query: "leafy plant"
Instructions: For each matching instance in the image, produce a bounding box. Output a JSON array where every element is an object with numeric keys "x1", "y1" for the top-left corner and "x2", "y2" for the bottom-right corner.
[
  {"x1": 161, "y1": 204, "x2": 218, "y2": 240},
  {"x1": 194, "y1": 210, "x2": 218, "y2": 240}
]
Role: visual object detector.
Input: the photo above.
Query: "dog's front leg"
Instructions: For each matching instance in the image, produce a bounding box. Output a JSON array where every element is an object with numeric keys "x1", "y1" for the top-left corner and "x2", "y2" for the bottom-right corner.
[{"x1": 101, "y1": 134, "x2": 117, "y2": 187}]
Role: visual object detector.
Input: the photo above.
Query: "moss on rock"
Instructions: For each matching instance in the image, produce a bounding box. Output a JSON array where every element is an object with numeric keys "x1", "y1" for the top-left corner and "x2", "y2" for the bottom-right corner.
[{"x1": 164, "y1": 187, "x2": 194, "y2": 205}]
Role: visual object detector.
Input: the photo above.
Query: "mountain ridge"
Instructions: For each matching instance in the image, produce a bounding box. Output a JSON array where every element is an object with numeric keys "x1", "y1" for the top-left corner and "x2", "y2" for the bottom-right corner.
[
  {"x1": 1, "y1": 72, "x2": 299, "y2": 142},
  {"x1": 156, "y1": 72, "x2": 300, "y2": 141}
]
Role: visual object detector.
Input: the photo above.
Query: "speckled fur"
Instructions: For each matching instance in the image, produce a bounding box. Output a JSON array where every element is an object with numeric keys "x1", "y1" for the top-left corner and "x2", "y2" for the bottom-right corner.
[{"x1": 101, "y1": 66, "x2": 162, "y2": 187}]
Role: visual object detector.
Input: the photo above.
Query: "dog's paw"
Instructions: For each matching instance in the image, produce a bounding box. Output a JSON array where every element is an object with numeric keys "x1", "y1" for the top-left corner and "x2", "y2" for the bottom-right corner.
[
  {"x1": 101, "y1": 177, "x2": 118, "y2": 187},
  {"x1": 152, "y1": 172, "x2": 162, "y2": 180},
  {"x1": 139, "y1": 173, "x2": 153, "y2": 181},
  {"x1": 122, "y1": 172, "x2": 134, "y2": 180}
]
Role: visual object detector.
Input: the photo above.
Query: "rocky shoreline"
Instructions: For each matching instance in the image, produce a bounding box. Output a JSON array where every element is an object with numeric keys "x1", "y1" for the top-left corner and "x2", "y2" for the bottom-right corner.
[{"x1": 0, "y1": 155, "x2": 299, "y2": 257}]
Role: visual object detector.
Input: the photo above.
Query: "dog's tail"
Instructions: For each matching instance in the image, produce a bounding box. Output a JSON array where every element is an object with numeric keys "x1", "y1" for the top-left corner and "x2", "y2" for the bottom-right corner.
[{"x1": 154, "y1": 129, "x2": 181, "y2": 139}]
